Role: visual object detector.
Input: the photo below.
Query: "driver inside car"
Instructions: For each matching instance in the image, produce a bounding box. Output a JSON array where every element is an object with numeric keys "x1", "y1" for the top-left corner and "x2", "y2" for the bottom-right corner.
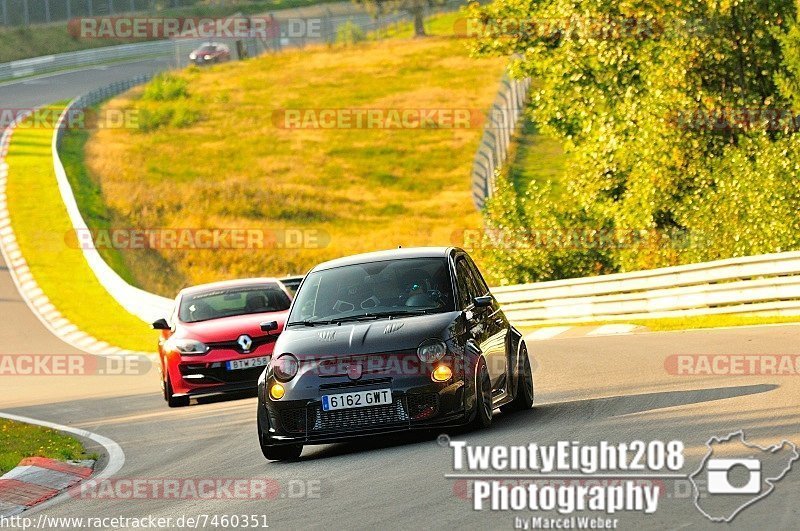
[{"x1": 400, "y1": 268, "x2": 440, "y2": 308}]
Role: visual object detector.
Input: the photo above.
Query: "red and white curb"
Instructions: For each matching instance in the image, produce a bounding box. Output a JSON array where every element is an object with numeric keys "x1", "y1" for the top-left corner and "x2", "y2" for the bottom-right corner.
[
  {"x1": 526, "y1": 323, "x2": 645, "y2": 341},
  {"x1": 0, "y1": 412, "x2": 126, "y2": 517},
  {"x1": 0, "y1": 118, "x2": 150, "y2": 359},
  {"x1": 0, "y1": 458, "x2": 94, "y2": 517}
]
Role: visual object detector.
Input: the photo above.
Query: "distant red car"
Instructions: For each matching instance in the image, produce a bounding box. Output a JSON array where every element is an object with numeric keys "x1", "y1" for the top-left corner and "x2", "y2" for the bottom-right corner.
[
  {"x1": 189, "y1": 42, "x2": 231, "y2": 65},
  {"x1": 153, "y1": 278, "x2": 291, "y2": 407}
]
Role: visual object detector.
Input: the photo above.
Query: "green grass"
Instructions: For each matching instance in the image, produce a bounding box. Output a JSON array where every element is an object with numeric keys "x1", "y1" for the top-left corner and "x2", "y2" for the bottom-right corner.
[
  {"x1": 80, "y1": 11, "x2": 507, "y2": 294},
  {"x1": 5, "y1": 105, "x2": 158, "y2": 352},
  {"x1": 0, "y1": 0, "x2": 344, "y2": 64},
  {"x1": 506, "y1": 117, "x2": 568, "y2": 198},
  {"x1": 0, "y1": 419, "x2": 93, "y2": 474},
  {"x1": 519, "y1": 313, "x2": 800, "y2": 335},
  {"x1": 60, "y1": 126, "x2": 137, "y2": 286}
]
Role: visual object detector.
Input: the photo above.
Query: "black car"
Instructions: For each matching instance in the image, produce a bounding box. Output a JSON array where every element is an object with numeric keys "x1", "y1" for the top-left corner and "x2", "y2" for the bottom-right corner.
[{"x1": 256, "y1": 247, "x2": 534, "y2": 460}]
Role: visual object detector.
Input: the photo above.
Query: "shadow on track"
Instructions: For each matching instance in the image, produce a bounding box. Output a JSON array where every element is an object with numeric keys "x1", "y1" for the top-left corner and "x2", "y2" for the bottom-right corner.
[{"x1": 294, "y1": 383, "x2": 778, "y2": 462}]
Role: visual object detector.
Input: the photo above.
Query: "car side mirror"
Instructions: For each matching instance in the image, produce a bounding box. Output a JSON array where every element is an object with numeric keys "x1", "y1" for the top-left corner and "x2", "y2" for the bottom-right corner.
[
  {"x1": 473, "y1": 295, "x2": 493, "y2": 308},
  {"x1": 261, "y1": 320, "x2": 279, "y2": 333},
  {"x1": 151, "y1": 318, "x2": 170, "y2": 330}
]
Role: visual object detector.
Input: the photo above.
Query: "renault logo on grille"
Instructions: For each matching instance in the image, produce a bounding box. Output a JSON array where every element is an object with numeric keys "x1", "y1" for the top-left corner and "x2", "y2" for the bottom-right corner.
[{"x1": 237, "y1": 334, "x2": 253, "y2": 353}]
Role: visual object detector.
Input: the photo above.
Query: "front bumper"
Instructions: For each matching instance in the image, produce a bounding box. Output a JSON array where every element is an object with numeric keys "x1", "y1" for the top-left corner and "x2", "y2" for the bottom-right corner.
[
  {"x1": 260, "y1": 377, "x2": 469, "y2": 446},
  {"x1": 167, "y1": 347, "x2": 273, "y2": 396}
]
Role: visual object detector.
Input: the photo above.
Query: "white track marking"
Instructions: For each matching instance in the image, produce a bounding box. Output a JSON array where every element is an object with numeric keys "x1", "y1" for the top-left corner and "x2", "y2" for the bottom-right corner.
[
  {"x1": 526, "y1": 326, "x2": 572, "y2": 341},
  {"x1": 587, "y1": 324, "x2": 638, "y2": 336}
]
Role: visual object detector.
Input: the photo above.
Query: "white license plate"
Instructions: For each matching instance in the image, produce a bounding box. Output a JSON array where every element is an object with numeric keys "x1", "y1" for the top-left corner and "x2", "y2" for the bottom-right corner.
[
  {"x1": 226, "y1": 356, "x2": 270, "y2": 371},
  {"x1": 322, "y1": 388, "x2": 392, "y2": 411}
]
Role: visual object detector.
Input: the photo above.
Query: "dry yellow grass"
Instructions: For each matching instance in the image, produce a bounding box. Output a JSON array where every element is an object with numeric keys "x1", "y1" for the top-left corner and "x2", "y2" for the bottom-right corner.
[{"x1": 83, "y1": 21, "x2": 505, "y2": 295}]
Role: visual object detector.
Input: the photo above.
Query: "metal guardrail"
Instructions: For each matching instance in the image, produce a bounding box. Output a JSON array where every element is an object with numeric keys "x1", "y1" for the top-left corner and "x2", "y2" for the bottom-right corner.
[
  {"x1": 492, "y1": 252, "x2": 800, "y2": 325},
  {"x1": 0, "y1": 39, "x2": 187, "y2": 81},
  {"x1": 471, "y1": 75, "x2": 531, "y2": 209}
]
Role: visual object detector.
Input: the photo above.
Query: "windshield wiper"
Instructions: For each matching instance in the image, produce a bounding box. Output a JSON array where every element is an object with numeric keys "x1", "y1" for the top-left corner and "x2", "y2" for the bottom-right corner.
[
  {"x1": 329, "y1": 314, "x2": 381, "y2": 324},
  {"x1": 287, "y1": 320, "x2": 331, "y2": 327},
  {"x1": 384, "y1": 309, "x2": 433, "y2": 319}
]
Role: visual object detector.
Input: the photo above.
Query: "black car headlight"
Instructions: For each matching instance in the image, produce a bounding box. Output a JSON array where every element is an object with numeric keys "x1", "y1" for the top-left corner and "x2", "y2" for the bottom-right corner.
[
  {"x1": 166, "y1": 338, "x2": 209, "y2": 356},
  {"x1": 417, "y1": 339, "x2": 446, "y2": 363},
  {"x1": 273, "y1": 354, "x2": 299, "y2": 381}
]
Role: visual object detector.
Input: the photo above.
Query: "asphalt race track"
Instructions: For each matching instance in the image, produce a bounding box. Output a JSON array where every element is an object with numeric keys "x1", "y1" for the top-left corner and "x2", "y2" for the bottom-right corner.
[{"x1": 1, "y1": 62, "x2": 799, "y2": 530}]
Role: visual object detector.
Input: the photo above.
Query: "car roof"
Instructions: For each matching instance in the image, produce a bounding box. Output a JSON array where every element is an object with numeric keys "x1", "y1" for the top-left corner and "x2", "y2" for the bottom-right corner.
[
  {"x1": 311, "y1": 247, "x2": 457, "y2": 272},
  {"x1": 179, "y1": 277, "x2": 283, "y2": 296}
]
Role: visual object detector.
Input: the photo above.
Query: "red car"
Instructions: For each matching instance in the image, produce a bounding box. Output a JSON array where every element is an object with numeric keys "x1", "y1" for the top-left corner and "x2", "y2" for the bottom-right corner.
[
  {"x1": 188, "y1": 42, "x2": 231, "y2": 65},
  {"x1": 152, "y1": 278, "x2": 291, "y2": 407}
]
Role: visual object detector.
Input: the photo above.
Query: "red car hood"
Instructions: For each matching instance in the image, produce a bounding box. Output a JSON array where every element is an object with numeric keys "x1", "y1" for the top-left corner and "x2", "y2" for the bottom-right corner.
[{"x1": 178, "y1": 311, "x2": 288, "y2": 343}]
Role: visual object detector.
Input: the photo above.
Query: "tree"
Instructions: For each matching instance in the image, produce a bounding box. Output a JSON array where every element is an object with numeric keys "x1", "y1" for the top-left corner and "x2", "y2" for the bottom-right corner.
[{"x1": 468, "y1": 0, "x2": 800, "y2": 282}]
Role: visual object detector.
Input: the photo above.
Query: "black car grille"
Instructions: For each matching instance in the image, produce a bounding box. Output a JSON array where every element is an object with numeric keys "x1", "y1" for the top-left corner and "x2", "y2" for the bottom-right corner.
[
  {"x1": 280, "y1": 409, "x2": 308, "y2": 434},
  {"x1": 311, "y1": 400, "x2": 408, "y2": 433},
  {"x1": 407, "y1": 393, "x2": 438, "y2": 420},
  {"x1": 318, "y1": 377, "x2": 392, "y2": 391}
]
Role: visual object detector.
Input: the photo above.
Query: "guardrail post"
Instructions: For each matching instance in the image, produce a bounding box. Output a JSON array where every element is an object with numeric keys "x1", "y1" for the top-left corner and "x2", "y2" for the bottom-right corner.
[
  {"x1": 44, "y1": 0, "x2": 51, "y2": 23},
  {"x1": 23, "y1": 0, "x2": 29, "y2": 25}
]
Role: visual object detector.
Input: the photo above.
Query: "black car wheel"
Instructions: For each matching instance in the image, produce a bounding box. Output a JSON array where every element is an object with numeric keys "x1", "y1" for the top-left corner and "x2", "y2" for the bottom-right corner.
[
  {"x1": 471, "y1": 357, "x2": 492, "y2": 429},
  {"x1": 502, "y1": 343, "x2": 534, "y2": 413},
  {"x1": 165, "y1": 373, "x2": 190, "y2": 408},
  {"x1": 258, "y1": 407, "x2": 303, "y2": 461}
]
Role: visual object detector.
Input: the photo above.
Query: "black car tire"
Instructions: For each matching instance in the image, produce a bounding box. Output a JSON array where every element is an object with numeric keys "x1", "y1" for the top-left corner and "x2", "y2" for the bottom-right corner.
[
  {"x1": 502, "y1": 344, "x2": 534, "y2": 413},
  {"x1": 471, "y1": 357, "x2": 492, "y2": 429},
  {"x1": 166, "y1": 374, "x2": 190, "y2": 408},
  {"x1": 258, "y1": 407, "x2": 303, "y2": 460}
]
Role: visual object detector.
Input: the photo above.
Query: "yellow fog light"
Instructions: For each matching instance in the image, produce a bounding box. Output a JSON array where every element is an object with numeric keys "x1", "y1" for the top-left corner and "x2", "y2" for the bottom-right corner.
[
  {"x1": 270, "y1": 383, "x2": 285, "y2": 400},
  {"x1": 432, "y1": 365, "x2": 452, "y2": 382}
]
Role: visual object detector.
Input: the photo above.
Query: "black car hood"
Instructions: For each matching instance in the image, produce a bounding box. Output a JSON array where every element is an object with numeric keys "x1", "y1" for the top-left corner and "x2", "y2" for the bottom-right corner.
[{"x1": 275, "y1": 311, "x2": 461, "y2": 358}]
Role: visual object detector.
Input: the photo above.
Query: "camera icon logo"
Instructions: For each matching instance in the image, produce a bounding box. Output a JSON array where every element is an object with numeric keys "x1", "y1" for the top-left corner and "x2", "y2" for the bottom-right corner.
[
  {"x1": 690, "y1": 431, "x2": 798, "y2": 522},
  {"x1": 706, "y1": 458, "x2": 761, "y2": 495}
]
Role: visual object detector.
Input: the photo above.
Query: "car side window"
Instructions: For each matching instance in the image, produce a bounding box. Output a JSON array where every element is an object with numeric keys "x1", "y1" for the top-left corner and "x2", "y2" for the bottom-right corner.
[
  {"x1": 454, "y1": 258, "x2": 474, "y2": 309},
  {"x1": 465, "y1": 256, "x2": 490, "y2": 297}
]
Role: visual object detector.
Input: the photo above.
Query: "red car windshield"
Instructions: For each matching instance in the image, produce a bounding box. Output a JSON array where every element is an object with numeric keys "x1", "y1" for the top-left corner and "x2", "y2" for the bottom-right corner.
[{"x1": 180, "y1": 284, "x2": 290, "y2": 323}]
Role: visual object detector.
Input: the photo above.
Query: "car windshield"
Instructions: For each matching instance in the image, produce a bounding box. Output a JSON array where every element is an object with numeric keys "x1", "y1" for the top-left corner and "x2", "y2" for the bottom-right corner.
[
  {"x1": 288, "y1": 257, "x2": 455, "y2": 325},
  {"x1": 179, "y1": 284, "x2": 291, "y2": 323}
]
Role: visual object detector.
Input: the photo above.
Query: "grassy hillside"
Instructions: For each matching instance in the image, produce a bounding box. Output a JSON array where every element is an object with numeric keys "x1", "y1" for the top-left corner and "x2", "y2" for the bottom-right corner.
[{"x1": 79, "y1": 12, "x2": 506, "y2": 295}]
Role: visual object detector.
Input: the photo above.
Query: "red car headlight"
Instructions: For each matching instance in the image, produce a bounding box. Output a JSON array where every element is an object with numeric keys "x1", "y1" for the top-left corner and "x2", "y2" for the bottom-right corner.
[{"x1": 166, "y1": 338, "x2": 209, "y2": 356}]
